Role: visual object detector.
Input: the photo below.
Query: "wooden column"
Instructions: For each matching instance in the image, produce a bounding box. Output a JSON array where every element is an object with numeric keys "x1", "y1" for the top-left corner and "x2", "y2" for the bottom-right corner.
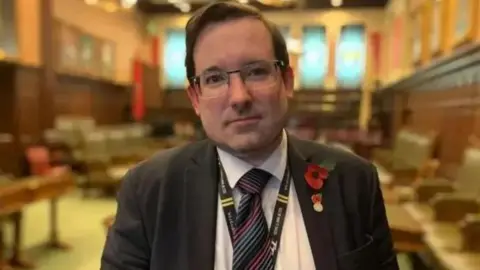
[{"x1": 39, "y1": 0, "x2": 55, "y2": 130}]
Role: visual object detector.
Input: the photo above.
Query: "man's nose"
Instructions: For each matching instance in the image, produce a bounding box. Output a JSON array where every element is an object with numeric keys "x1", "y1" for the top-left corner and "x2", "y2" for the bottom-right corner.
[{"x1": 228, "y1": 74, "x2": 252, "y2": 107}]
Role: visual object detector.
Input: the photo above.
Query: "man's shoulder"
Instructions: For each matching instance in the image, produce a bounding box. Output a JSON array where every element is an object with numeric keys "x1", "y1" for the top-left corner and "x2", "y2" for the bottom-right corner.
[
  {"x1": 294, "y1": 139, "x2": 380, "y2": 210},
  {"x1": 124, "y1": 140, "x2": 209, "y2": 188},
  {"x1": 293, "y1": 138, "x2": 378, "y2": 190},
  {"x1": 144, "y1": 140, "x2": 208, "y2": 166},
  {"x1": 295, "y1": 139, "x2": 373, "y2": 171}
]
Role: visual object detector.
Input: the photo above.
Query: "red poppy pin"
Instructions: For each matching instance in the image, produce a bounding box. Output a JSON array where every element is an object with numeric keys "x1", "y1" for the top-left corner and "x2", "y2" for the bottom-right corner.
[{"x1": 304, "y1": 162, "x2": 335, "y2": 212}]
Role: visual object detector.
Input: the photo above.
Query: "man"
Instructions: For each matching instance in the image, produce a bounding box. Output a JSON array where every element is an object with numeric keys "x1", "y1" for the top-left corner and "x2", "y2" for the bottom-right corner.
[{"x1": 101, "y1": 1, "x2": 399, "y2": 269}]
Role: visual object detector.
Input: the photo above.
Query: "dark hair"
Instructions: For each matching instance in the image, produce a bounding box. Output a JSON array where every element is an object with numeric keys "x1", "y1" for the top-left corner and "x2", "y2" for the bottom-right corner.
[{"x1": 184, "y1": 0, "x2": 289, "y2": 85}]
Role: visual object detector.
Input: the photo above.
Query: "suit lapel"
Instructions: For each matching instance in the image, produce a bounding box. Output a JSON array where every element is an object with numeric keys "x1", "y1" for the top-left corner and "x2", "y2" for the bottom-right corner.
[
  {"x1": 183, "y1": 141, "x2": 218, "y2": 270},
  {"x1": 288, "y1": 136, "x2": 338, "y2": 270}
]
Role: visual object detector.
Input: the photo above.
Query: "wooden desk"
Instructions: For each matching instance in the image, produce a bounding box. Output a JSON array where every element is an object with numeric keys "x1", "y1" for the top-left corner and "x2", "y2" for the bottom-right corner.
[
  {"x1": 0, "y1": 168, "x2": 75, "y2": 269},
  {"x1": 385, "y1": 204, "x2": 425, "y2": 253},
  {"x1": 424, "y1": 223, "x2": 480, "y2": 270},
  {"x1": 106, "y1": 165, "x2": 132, "y2": 181},
  {"x1": 405, "y1": 202, "x2": 480, "y2": 270},
  {"x1": 103, "y1": 215, "x2": 115, "y2": 232}
]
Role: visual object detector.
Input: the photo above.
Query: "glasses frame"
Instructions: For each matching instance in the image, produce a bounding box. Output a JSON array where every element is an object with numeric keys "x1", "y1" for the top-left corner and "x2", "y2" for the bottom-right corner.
[{"x1": 189, "y1": 60, "x2": 285, "y2": 93}]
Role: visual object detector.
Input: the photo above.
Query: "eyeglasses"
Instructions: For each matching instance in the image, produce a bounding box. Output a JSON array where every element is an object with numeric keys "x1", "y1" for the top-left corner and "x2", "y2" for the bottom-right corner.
[{"x1": 190, "y1": 60, "x2": 284, "y2": 98}]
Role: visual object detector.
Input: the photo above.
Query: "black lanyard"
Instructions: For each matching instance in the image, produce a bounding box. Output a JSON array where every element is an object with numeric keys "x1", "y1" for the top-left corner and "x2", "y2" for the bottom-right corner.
[{"x1": 218, "y1": 161, "x2": 291, "y2": 268}]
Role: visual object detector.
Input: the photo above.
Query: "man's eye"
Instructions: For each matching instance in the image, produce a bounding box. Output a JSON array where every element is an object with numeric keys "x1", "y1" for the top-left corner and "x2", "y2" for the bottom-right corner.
[
  {"x1": 247, "y1": 67, "x2": 269, "y2": 77},
  {"x1": 205, "y1": 74, "x2": 225, "y2": 84}
]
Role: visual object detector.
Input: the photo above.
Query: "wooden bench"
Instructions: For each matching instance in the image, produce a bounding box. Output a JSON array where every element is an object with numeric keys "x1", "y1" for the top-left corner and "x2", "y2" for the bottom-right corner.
[
  {"x1": 409, "y1": 138, "x2": 480, "y2": 223},
  {"x1": 374, "y1": 129, "x2": 437, "y2": 187},
  {"x1": 0, "y1": 168, "x2": 75, "y2": 269},
  {"x1": 421, "y1": 218, "x2": 480, "y2": 270},
  {"x1": 103, "y1": 215, "x2": 115, "y2": 233},
  {"x1": 460, "y1": 213, "x2": 480, "y2": 252},
  {"x1": 396, "y1": 207, "x2": 480, "y2": 269},
  {"x1": 385, "y1": 204, "x2": 424, "y2": 253},
  {"x1": 80, "y1": 129, "x2": 167, "y2": 197},
  {"x1": 402, "y1": 136, "x2": 480, "y2": 269}
]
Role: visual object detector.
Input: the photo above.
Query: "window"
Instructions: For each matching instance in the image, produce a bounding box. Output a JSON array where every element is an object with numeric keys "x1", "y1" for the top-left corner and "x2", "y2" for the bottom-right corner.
[
  {"x1": 299, "y1": 26, "x2": 327, "y2": 88},
  {"x1": 335, "y1": 25, "x2": 366, "y2": 89},
  {"x1": 164, "y1": 29, "x2": 186, "y2": 89},
  {"x1": 0, "y1": 0, "x2": 17, "y2": 56}
]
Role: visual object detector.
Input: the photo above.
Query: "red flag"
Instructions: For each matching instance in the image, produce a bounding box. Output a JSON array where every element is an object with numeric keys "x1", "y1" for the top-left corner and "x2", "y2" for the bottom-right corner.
[
  {"x1": 327, "y1": 36, "x2": 336, "y2": 79},
  {"x1": 369, "y1": 32, "x2": 382, "y2": 79},
  {"x1": 151, "y1": 36, "x2": 159, "y2": 66},
  {"x1": 132, "y1": 59, "x2": 145, "y2": 121},
  {"x1": 392, "y1": 16, "x2": 403, "y2": 70}
]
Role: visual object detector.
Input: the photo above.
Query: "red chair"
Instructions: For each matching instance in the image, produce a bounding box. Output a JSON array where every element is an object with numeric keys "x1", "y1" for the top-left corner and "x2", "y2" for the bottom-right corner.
[{"x1": 25, "y1": 145, "x2": 51, "y2": 176}]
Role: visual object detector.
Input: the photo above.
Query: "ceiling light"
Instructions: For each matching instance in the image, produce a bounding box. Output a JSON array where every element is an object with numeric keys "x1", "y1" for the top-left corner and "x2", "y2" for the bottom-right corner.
[
  {"x1": 331, "y1": 0, "x2": 342, "y2": 7},
  {"x1": 257, "y1": 0, "x2": 294, "y2": 7},
  {"x1": 121, "y1": 0, "x2": 137, "y2": 8},
  {"x1": 104, "y1": 2, "x2": 119, "y2": 12},
  {"x1": 176, "y1": 2, "x2": 191, "y2": 13},
  {"x1": 238, "y1": 0, "x2": 249, "y2": 3},
  {"x1": 85, "y1": 0, "x2": 99, "y2": 5}
]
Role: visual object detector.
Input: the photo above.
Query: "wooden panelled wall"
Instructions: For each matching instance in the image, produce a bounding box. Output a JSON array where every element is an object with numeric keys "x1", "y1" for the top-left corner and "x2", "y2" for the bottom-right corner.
[
  {"x1": 0, "y1": 61, "x2": 130, "y2": 175},
  {"x1": 382, "y1": 46, "x2": 480, "y2": 177},
  {"x1": 55, "y1": 74, "x2": 130, "y2": 124}
]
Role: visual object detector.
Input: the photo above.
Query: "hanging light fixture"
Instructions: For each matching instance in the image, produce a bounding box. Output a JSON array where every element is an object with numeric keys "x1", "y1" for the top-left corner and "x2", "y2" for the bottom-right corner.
[
  {"x1": 168, "y1": 0, "x2": 191, "y2": 13},
  {"x1": 121, "y1": 0, "x2": 138, "y2": 8},
  {"x1": 257, "y1": 0, "x2": 295, "y2": 7},
  {"x1": 331, "y1": 0, "x2": 343, "y2": 7},
  {"x1": 84, "y1": 0, "x2": 138, "y2": 11}
]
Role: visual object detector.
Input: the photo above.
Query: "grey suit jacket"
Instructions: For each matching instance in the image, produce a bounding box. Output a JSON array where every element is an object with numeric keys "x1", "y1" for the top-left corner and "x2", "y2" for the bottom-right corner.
[{"x1": 101, "y1": 135, "x2": 399, "y2": 270}]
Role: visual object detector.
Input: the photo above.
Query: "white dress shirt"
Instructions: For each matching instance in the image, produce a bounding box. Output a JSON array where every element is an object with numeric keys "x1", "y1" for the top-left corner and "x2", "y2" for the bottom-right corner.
[{"x1": 214, "y1": 131, "x2": 315, "y2": 270}]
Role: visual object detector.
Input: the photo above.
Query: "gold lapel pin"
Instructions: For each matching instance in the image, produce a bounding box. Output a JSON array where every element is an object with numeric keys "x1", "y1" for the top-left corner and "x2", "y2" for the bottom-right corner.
[{"x1": 313, "y1": 202, "x2": 323, "y2": 212}]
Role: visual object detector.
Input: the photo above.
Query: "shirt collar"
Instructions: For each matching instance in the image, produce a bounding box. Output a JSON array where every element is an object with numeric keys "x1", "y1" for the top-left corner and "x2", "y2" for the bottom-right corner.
[{"x1": 217, "y1": 130, "x2": 287, "y2": 188}]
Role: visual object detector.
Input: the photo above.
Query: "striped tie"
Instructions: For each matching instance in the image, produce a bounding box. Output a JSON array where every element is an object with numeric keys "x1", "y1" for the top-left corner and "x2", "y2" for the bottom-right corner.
[{"x1": 233, "y1": 168, "x2": 274, "y2": 270}]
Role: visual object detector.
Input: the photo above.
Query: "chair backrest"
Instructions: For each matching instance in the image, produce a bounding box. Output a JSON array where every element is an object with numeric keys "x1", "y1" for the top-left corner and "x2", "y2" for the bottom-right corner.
[
  {"x1": 83, "y1": 130, "x2": 110, "y2": 162},
  {"x1": 107, "y1": 128, "x2": 128, "y2": 157},
  {"x1": 25, "y1": 145, "x2": 51, "y2": 176},
  {"x1": 126, "y1": 125, "x2": 148, "y2": 152},
  {"x1": 54, "y1": 116, "x2": 96, "y2": 150},
  {"x1": 391, "y1": 130, "x2": 435, "y2": 170},
  {"x1": 391, "y1": 130, "x2": 405, "y2": 153},
  {"x1": 455, "y1": 147, "x2": 480, "y2": 196},
  {"x1": 405, "y1": 132, "x2": 434, "y2": 168}
]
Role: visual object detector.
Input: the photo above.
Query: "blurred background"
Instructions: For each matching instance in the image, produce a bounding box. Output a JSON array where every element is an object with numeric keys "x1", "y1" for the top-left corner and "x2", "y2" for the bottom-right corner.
[{"x1": 0, "y1": 0, "x2": 479, "y2": 269}]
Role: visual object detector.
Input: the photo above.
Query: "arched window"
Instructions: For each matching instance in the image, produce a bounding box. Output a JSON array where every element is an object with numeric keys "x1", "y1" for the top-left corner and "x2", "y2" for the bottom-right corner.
[
  {"x1": 299, "y1": 26, "x2": 327, "y2": 89},
  {"x1": 0, "y1": 0, "x2": 17, "y2": 56},
  {"x1": 335, "y1": 25, "x2": 366, "y2": 89},
  {"x1": 164, "y1": 29, "x2": 186, "y2": 89}
]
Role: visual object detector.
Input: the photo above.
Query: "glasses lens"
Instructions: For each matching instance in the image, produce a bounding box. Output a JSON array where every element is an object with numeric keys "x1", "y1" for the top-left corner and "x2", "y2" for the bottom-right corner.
[
  {"x1": 241, "y1": 61, "x2": 278, "y2": 89},
  {"x1": 199, "y1": 70, "x2": 229, "y2": 97}
]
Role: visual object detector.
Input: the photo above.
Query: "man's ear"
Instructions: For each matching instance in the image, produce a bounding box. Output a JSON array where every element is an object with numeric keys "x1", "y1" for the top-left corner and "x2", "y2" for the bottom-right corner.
[
  {"x1": 282, "y1": 66, "x2": 294, "y2": 98},
  {"x1": 186, "y1": 85, "x2": 201, "y2": 116}
]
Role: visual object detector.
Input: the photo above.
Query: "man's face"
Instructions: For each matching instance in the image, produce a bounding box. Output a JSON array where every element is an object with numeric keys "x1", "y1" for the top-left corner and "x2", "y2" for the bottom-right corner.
[{"x1": 187, "y1": 18, "x2": 294, "y2": 153}]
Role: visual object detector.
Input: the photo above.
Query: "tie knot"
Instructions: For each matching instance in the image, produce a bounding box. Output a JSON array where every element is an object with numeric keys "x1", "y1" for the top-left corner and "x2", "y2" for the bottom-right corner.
[{"x1": 236, "y1": 168, "x2": 271, "y2": 194}]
